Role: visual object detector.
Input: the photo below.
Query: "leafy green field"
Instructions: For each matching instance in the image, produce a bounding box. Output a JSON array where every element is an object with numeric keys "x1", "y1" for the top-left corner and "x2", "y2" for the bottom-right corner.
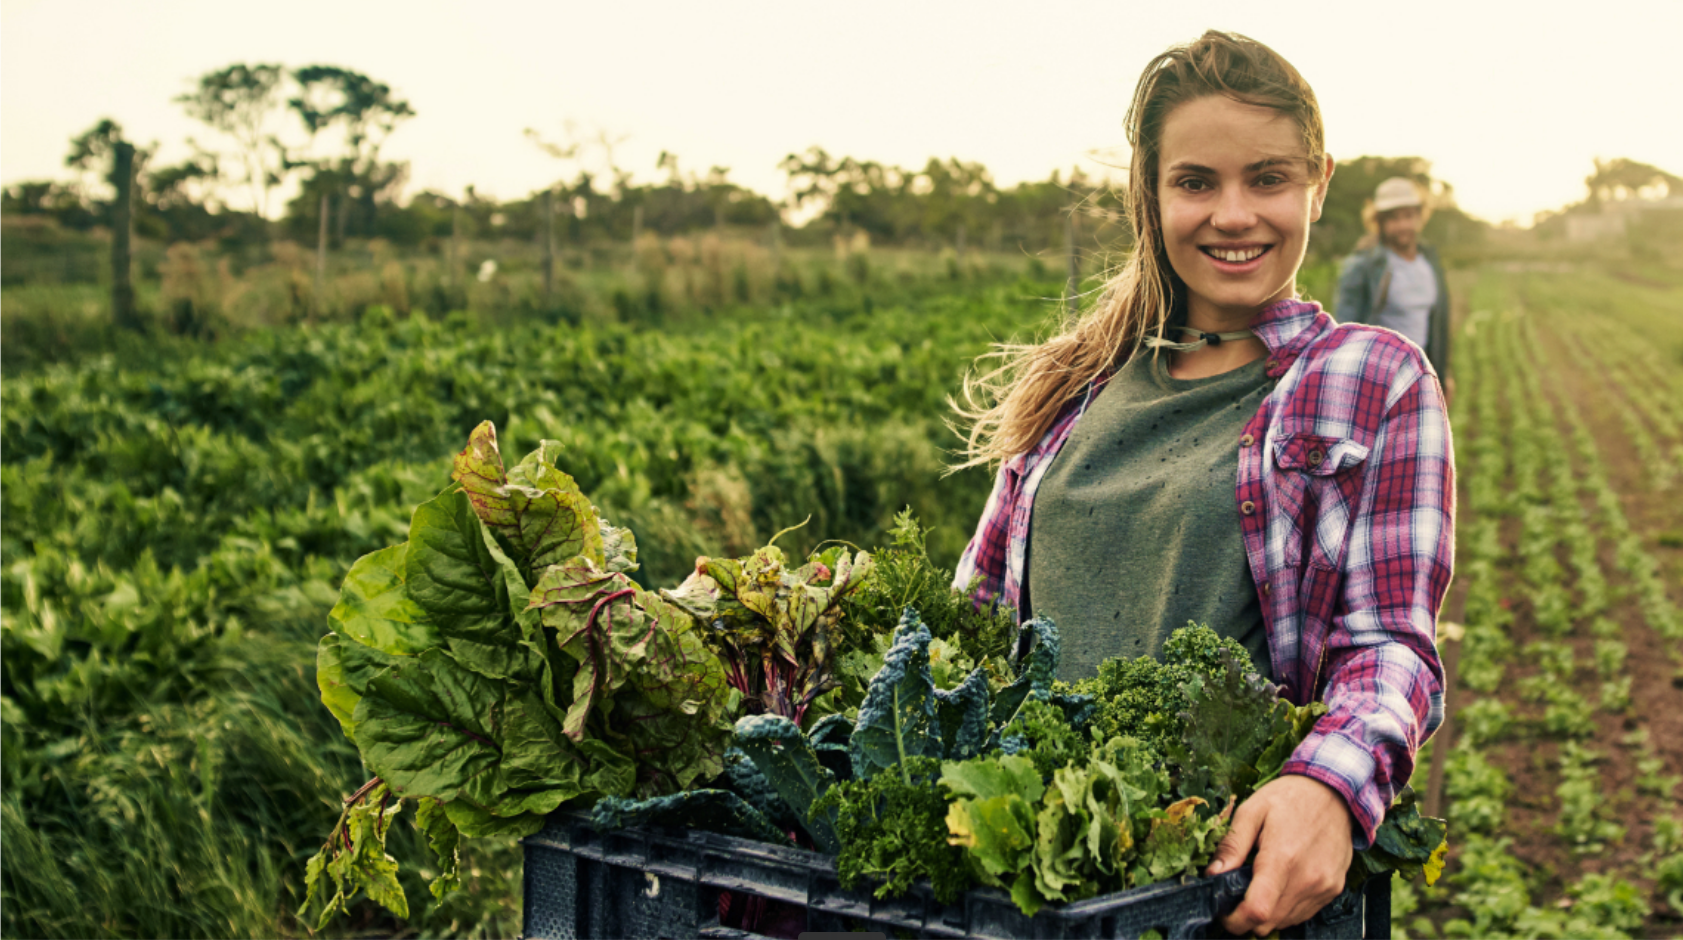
[
  {"x1": 0, "y1": 275, "x2": 1065, "y2": 937},
  {"x1": 5, "y1": 257, "x2": 1679, "y2": 939}
]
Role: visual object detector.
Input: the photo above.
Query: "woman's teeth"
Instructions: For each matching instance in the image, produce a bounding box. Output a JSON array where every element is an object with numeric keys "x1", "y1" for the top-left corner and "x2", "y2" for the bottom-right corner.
[{"x1": 1206, "y1": 247, "x2": 1266, "y2": 263}]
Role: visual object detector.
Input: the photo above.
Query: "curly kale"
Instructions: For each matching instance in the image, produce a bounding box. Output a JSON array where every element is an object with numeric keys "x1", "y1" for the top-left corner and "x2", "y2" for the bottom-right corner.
[
  {"x1": 1066, "y1": 624, "x2": 1254, "y2": 751},
  {"x1": 810, "y1": 755, "x2": 973, "y2": 903},
  {"x1": 997, "y1": 699, "x2": 1090, "y2": 779}
]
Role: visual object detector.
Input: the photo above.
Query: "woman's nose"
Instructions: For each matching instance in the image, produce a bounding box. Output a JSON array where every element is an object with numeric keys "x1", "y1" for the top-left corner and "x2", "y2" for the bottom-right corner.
[{"x1": 1210, "y1": 187, "x2": 1258, "y2": 232}]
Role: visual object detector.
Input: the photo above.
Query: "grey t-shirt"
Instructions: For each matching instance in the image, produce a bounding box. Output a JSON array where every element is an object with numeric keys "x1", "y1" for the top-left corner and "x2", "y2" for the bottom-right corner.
[
  {"x1": 1025, "y1": 349, "x2": 1274, "y2": 682},
  {"x1": 1376, "y1": 248, "x2": 1437, "y2": 350}
]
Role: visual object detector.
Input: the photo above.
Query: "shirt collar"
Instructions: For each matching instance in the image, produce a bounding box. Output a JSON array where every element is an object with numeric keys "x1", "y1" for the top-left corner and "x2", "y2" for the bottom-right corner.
[{"x1": 1249, "y1": 297, "x2": 1330, "y2": 378}]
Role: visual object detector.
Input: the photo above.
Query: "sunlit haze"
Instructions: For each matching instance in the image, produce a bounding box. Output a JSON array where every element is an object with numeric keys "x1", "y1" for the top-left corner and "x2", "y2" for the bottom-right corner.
[{"x1": 4, "y1": 0, "x2": 1678, "y2": 226}]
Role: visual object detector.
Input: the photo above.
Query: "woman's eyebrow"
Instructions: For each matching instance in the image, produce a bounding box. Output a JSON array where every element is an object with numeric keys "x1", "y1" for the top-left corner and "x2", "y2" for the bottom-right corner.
[{"x1": 1164, "y1": 156, "x2": 1299, "y2": 174}]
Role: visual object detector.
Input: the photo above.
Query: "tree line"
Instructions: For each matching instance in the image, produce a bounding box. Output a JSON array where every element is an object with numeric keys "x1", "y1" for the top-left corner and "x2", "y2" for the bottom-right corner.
[{"x1": 3, "y1": 60, "x2": 1498, "y2": 263}]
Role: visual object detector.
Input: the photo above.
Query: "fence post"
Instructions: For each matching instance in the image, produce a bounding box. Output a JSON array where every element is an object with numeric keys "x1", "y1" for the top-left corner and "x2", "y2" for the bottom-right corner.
[
  {"x1": 543, "y1": 189, "x2": 556, "y2": 306},
  {"x1": 316, "y1": 193, "x2": 329, "y2": 314},
  {"x1": 448, "y1": 199, "x2": 461, "y2": 288},
  {"x1": 109, "y1": 141, "x2": 138, "y2": 330},
  {"x1": 1065, "y1": 209, "x2": 1080, "y2": 310}
]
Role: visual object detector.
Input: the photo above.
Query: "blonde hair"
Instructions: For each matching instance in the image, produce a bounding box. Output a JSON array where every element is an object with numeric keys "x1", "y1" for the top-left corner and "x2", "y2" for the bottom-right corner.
[{"x1": 952, "y1": 31, "x2": 1326, "y2": 469}]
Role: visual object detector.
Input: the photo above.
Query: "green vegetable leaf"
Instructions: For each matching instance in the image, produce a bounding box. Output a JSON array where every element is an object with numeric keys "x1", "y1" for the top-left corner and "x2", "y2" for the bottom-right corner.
[
  {"x1": 941, "y1": 752, "x2": 1045, "y2": 804},
  {"x1": 990, "y1": 617, "x2": 1059, "y2": 727},
  {"x1": 1170, "y1": 647, "x2": 1295, "y2": 804},
  {"x1": 529, "y1": 559, "x2": 735, "y2": 794},
  {"x1": 591, "y1": 790, "x2": 792, "y2": 845},
  {"x1": 440, "y1": 800, "x2": 546, "y2": 839},
  {"x1": 1346, "y1": 787, "x2": 1450, "y2": 891},
  {"x1": 297, "y1": 784, "x2": 410, "y2": 929},
  {"x1": 849, "y1": 609, "x2": 942, "y2": 782},
  {"x1": 452, "y1": 421, "x2": 605, "y2": 578},
  {"x1": 329, "y1": 543, "x2": 438, "y2": 654},
  {"x1": 810, "y1": 755, "x2": 973, "y2": 903},
  {"x1": 414, "y1": 797, "x2": 462, "y2": 900},
  {"x1": 734, "y1": 713, "x2": 840, "y2": 852},
  {"x1": 353, "y1": 648, "x2": 506, "y2": 804},
  {"x1": 405, "y1": 490, "x2": 542, "y2": 680},
  {"x1": 942, "y1": 754, "x2": 1042, "y2": 899},
  {"x1": 317, "y1": 634, "x2": 362, "y2": 740},
  {"x1": 934, "y1": 667, "x2": 991, "y2": 761}
]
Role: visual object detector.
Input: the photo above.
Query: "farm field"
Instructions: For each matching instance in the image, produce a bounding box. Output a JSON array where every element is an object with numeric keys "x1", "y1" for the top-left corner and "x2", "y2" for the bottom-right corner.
[
  {"x1": 1403, "y1": 262, "x2": 1683, "y2": 938},
  {"x1": 1, "y1": 258, "x2": 1680, "y2": 938}
]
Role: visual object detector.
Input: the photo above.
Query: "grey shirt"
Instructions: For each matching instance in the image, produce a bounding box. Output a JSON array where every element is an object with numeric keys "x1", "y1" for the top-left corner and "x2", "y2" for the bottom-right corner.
[
  {"x1": 1375, "y1": 248, "x2": 1437, "y2": 350},
  {"x1": 1025, "y1": 349, "x2": 1274, "y2": 682}
]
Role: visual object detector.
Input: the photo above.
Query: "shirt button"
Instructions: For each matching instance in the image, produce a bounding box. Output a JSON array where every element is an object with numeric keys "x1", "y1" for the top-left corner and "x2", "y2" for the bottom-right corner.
[
  {"x1": 1241, "y1": 500, "x2": 1256, "y2": 515},
  {"x1": 1241, "y1": 433, "x2": 1256, "y2": 447},
  {"x1": 1262, "y1": 582, "x2": 1271, "y2": 595},
  {"x1": 1308, "y1": 448, "x2": 1325, "y2": 466}
]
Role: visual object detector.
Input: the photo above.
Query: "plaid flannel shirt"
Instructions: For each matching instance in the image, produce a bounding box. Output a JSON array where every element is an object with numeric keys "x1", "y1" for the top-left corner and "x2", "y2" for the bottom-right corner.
[{"x1": 952, "y1": 297, "x2": 1453, "y2": 843}]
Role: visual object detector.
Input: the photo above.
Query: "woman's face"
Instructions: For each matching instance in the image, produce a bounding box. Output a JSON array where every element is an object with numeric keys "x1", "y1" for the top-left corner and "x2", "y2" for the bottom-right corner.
[{"x1": 1156, "y1": 95, "x2": 1332, "y2": 325}]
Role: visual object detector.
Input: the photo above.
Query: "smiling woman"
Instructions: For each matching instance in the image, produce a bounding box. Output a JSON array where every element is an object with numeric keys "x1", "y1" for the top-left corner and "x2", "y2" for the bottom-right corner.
[{"x1": 951, "y1": 30, "x2": 1453, "y2": 937}]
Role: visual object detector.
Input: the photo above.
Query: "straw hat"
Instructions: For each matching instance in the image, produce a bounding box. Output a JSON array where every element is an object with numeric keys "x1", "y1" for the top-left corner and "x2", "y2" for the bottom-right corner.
[{"x1": 1373, "y1": 177, "x2": 1424, "y2": 213}]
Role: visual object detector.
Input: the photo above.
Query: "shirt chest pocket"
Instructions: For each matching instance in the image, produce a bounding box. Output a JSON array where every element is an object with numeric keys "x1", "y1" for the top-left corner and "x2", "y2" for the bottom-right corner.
[{"x1": 1270, "y1": 433, "x2": 1371, "y2": 569}]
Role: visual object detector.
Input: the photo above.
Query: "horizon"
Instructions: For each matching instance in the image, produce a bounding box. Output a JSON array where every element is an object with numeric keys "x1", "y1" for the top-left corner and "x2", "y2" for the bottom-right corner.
[{"x1": 4, "y1": 0, "x2": 1680, "y2": 227}]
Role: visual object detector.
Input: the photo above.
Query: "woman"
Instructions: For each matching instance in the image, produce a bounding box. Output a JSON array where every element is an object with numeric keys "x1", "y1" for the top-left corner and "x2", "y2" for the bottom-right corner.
[{"x1": 951, "y1": 31, "x2": 1452, "y2": 936}]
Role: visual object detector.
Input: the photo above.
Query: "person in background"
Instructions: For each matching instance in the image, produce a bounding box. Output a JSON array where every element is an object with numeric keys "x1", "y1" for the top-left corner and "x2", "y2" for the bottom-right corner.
[{"x1": 1334, "y1": 177, "x2": 1453, "y2": 399}]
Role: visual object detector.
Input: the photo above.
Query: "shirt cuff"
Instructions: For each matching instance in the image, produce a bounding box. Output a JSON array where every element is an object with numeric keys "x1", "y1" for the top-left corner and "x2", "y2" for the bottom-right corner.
[{"x1": 1279, "y1": 729, "x2": 1383, "y2": 849}]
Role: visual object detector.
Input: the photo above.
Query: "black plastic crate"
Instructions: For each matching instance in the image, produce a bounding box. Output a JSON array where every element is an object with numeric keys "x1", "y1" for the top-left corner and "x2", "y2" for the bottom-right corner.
[{"x1": 522, "y1": 812, "x2": 1390, "y2": 939}]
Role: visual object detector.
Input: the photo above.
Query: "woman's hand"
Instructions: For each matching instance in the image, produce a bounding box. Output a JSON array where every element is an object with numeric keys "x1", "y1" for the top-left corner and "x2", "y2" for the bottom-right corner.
[{"x1": 1204, "y1": 774, "x2": 1354, "y2": 937}]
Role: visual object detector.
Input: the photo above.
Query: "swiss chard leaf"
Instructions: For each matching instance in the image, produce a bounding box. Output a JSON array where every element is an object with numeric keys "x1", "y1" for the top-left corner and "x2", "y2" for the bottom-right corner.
[
  {"x1": 405, "y1": 489, "x2": 542, "y2": 681},
  {"x1": 414, "y1": 797, "x2": 462, "y2": 900},
  {"x1": 298, "y1": 784, "x2": 410, "y2": 930},
  {"x1": 328, "y1": 543, "x2": 438, "y2": 654},
  {"x1": 353, "y1": 648, "x2": 506, "y2": 804},
  {"x1": 1346, "y1": 787, "x2": 1450, "y2": 891},
  {"x1": 528, "y1": 559, "x2": 736, "y2": 794},
  {"x1": 452, "y1": 421, "x2": 604, "y2": 580}
]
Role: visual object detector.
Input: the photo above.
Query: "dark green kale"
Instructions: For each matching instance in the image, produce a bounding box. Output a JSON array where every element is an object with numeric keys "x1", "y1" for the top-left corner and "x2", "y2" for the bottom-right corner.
[
  {"x1": 1066, "y1": 624, "x2": 1252, "y2": 751},
  {"x1": 840, "y1": 508, "x2": 1017, "y2": 667},
  {"x1": 810, "y1": 755, "x2": 974, "y2": 903}
]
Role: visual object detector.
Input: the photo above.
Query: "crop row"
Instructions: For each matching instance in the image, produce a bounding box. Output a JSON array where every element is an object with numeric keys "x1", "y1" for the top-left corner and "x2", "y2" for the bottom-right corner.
[{"x1": 1403, "y1": 284, "x2": 1679, "y2": 937}]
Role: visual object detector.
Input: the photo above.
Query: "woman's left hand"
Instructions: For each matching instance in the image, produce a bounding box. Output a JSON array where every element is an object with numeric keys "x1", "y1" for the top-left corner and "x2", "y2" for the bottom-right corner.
[{"x1": 1204, "y1": 774, "x2": 1354, "y2": 937}]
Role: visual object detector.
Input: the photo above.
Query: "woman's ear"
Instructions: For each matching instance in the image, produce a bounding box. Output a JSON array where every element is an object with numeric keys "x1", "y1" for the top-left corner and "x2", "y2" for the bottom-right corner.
[{"x1": 1310, "y1": 155, "x2": 1334, "y2": 223}]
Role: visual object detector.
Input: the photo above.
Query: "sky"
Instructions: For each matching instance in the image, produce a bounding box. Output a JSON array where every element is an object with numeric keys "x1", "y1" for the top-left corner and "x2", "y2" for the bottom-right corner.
[{"x1": 3, "y1": 0, "x2": 1679, "y2": 227}]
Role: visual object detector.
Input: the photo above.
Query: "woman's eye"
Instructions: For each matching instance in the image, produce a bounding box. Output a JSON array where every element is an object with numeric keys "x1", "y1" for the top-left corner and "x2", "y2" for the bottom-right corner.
[{"x1": 1178, "y1": 178, "x2": 1209, "y2": 192}]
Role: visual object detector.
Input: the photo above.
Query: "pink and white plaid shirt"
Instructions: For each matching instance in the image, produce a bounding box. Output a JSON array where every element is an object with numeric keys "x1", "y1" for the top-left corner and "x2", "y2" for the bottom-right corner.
[{"x1": 952, "y1": 297, "x2": 1454, "y2": 842}]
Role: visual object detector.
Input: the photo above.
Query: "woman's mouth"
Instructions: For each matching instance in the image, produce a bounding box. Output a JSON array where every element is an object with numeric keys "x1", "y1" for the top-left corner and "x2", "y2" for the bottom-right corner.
[{"x1": 1199, "y1": 245, "x2": 1272, "y2": 271}]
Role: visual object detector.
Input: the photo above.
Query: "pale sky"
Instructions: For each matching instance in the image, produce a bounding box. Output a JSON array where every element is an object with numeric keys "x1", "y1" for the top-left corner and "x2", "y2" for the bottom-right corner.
[{"x1": 3, "y1": 0, "x2": 1679, "y2": 226}]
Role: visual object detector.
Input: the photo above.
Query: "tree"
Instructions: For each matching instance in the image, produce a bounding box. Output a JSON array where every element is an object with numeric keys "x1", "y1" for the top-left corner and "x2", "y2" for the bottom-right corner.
[
  {"x1": 288, "y1": 66, "x2": 415, "y2": 238},
  {"x1": 1584, "y1": 158, "x2": 1682, "y2": 205},
  {"x1": 65, "y1": 118, "x2": 153, "y2": 203},
  {"x1": 175, "y1": 63, "x2": 288, "y2": 218}
]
